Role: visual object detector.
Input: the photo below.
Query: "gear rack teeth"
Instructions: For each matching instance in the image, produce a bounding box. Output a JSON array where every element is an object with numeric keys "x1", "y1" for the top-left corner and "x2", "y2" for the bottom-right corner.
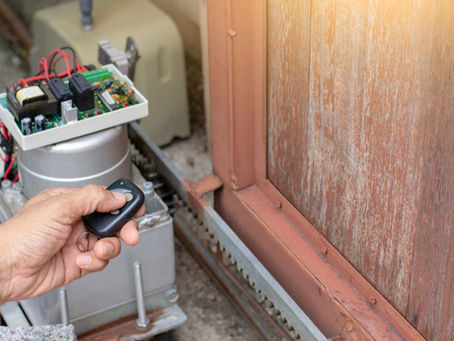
[{"x1": 128, "y1": 146, "x2": 322, "y2": 341}]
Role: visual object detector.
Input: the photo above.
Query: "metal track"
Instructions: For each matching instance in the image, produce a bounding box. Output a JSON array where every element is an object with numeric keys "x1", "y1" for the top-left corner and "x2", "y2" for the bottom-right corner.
[{"x1": 129, "y1": 122, "x2": 327, "y2": 341}]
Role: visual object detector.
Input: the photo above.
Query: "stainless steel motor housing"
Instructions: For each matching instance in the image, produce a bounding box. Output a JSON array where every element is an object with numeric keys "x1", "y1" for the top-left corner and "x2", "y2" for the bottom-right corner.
[{"x1": 18, "y1": 124, "x2": 131, "y2": 198}]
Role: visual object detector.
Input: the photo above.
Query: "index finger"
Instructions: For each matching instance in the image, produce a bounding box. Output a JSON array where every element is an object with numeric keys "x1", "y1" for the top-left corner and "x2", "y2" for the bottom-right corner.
[
  {"x1": 58, "y1": 184, "x2": 126, "y2": 221},
  {"x1": 26, "y1": 187, "x2": 77, "y2": 206}
]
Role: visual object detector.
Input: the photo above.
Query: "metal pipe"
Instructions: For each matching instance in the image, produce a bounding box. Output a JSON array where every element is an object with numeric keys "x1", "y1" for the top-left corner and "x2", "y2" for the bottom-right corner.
[
  {"x1": 59, "y1": 288, "x2": 69, "y2": 325},
  {"x1": 133, "y1": 262, "x2": 150, "y2": 328},
  {"x1": 79, "y1": 0, "x2": 93, "y2": 31}
]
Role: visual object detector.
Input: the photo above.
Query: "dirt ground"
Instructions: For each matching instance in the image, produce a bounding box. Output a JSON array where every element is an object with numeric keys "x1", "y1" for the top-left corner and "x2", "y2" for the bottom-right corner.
[{"x1": 0, "y1": 2, "x2": 261, "y2": 340}]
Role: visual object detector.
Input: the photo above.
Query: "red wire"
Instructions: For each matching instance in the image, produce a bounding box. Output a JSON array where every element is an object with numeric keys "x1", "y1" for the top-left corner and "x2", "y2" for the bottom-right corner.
[
  {"x1": 8, "y1": 48, "x2": 87, "y2": 92},
  {"x1": 47, "y1": 49, "x2": 71, "y2": 78},
  {"x1": 4, "y1": 156, "x2": 16, "y2": 180},
  {"x1": 52, "y1": 54, "x2": 87, "y2": 73},
  {"x1": 12, "y1": 172, "x2": 19, "y2": 183},
  {"x1": 9, "y1": 67, "x2": 79, "y2": 91},
  {"x1": 40, "y1": 57, "x2": 50, "y2": 80},
  {"x1": 0, "y1": 123, "x2": 8, "y2": 140}
]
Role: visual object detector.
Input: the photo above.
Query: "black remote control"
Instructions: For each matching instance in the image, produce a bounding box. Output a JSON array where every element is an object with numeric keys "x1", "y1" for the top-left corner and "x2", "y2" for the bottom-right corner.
[{"x1": 82, "y1": 178, "x2": 145, "y2": 238}]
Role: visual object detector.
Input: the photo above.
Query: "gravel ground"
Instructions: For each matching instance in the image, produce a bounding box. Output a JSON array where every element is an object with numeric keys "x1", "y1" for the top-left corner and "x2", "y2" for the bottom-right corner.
[{"x1": 0, "y1": 4, "x2": 261, "y2": 340}]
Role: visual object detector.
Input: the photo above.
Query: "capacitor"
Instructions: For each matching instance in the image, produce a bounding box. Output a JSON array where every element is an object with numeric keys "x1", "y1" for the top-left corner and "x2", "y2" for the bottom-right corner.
[
  {"x1": 34, "y1": 114, "x2": 46, "y2": 132},
  {"x1": 21, "y1": 117, "x2": 32, "y2": 135}
]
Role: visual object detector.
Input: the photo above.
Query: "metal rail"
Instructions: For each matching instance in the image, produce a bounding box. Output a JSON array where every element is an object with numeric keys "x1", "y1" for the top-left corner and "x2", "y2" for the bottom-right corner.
[{"x1": 129, "y1": 122, "x2": 327, "y2": 341}]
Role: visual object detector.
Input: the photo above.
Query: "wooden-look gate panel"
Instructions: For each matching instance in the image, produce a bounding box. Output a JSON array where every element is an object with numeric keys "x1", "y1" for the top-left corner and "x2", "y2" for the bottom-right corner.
[{"x1": 267, "y1": 1, "x2": 453, "y2": 340}]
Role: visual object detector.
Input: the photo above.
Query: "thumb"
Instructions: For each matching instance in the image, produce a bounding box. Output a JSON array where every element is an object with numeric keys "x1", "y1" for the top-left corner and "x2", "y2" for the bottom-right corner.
[{"x1": 59, "y1": 184, "x2": 126, "y2": 221}]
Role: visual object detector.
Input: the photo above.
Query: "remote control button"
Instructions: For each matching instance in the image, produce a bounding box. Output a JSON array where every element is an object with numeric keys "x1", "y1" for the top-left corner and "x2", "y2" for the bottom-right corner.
[
  {"x1": 110, "y1": 209, "x2": 120, "y2": 215},
  {"x1": 124, "y1": 192, "x2": 133, "y2": 202}
]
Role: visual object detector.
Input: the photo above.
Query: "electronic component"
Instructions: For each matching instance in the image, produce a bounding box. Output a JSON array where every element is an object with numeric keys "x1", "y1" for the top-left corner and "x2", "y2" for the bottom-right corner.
[
  {"x1": 48, "y1": 78, "x2": 73, "y2": 113},
  {"x1": 21, "y1": 117, "x2": 32, "y2": 135},
  {"x1": 41, "y1": 84, "x2": 58, "y2": 117},
  {"x1": 0, "y1": 64, "x2": 148, "y2": 151},
  {"x1": 15, "y1": 86, "x2": 46, "y2": 105},
  {"x1": 61, "y1": 100, "x2": 78, "y2": 124},
  {"x1": 6, "y1": 84, "x2": 57, "y2": 121},
  {"x1": 34, "y1": 114, "x2": 46, "y2": 132},
  {"x1": 82, "y1": 178, "x2": 145, "y2": 238},
  {"x1": 99, "y1": 90, "x2": 118, "y2": 111},
  {"x1": 69, "y1": 73, "x2": 94, "y2": 111}
]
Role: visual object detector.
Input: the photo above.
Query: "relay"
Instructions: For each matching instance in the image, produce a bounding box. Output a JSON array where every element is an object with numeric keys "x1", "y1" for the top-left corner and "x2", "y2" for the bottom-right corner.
[{"x1": 69, "y1": 72, "x2": 94, "y2": 111}]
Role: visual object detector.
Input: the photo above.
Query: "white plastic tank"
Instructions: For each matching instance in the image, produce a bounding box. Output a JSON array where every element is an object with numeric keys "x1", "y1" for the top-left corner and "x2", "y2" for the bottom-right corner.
[{"x1": 30, "y1": 0, "x2": 190, "y2": 146}]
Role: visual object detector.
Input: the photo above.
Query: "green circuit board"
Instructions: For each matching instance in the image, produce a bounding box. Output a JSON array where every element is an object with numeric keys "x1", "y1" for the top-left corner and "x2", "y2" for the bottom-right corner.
[{"x1": 0, "y1": 68, "x2": 138, "y2": 134}]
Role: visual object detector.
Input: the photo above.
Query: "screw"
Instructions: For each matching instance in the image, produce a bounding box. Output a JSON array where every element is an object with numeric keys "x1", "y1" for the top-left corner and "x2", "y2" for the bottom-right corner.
[{"x1": 165, "y1": 288, "x2": 179, "y2": 303}]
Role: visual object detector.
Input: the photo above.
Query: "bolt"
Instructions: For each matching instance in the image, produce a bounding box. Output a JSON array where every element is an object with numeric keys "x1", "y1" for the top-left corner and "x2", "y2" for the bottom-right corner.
[
  {"x1": 370, "y1": 297, "x2": 377, "y2": 305},
  {"x1": 143, "y1": 181, "x2": 154, "y2": 192},
  {"x1": 265, "y1": 299, "x2": 274, "y2": 309},
  {"x1": 227, "y1": 30, "x2": 238, "y2": 38},
  {"x1": 133, "y1": 262, "x2": 150, "y2": 329},
  {"x1": 59, "y1": 288, "x2": 69, "y2": 325},
  {"x1": 165, "y1": 288, "x2": 180, "y2": 303},
  {"x1": 321, "y1": 246, "x2": 328, "y2": 255},
  {"x1": 1, "y1": 180, "x2": 11, "y2": 191},
  {"x1": 275, "y1": 200, "x2": 282, "y2": 208},
  {"x1": 230, "y1": 175, "x2": 239, "y2": 190}
]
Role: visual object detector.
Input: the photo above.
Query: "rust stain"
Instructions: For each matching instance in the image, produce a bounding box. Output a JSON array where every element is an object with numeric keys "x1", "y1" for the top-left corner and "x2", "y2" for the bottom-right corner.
[{"x1": 77, "y1": 310, "x2": 164, "y2": 341}]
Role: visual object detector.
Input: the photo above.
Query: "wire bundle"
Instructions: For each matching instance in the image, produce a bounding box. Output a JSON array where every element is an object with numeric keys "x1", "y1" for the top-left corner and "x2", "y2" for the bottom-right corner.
[
  {"x1": 10, "y1": 47, "x2": 87, "y2": 91},
  {"x1": 3, "y1": 47, "x2": 88, "y2": 182},
  {"x1": 0, "y1": 122, "x2": 17, "y2": 182}
]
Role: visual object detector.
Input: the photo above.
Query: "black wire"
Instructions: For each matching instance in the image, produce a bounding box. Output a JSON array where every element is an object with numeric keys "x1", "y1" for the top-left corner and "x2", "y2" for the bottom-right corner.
[
  {"x1": 60, "y1": 46, "x2": 77, "y2": 71},
  {"x1": 48, "y1": 46, "x2": 77, "y2": 76}
]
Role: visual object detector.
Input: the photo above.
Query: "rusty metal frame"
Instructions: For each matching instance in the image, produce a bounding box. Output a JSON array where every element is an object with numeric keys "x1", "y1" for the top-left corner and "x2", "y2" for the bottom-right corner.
[
  {"x1": 129, "y1": 122, "x2": 326, "y2": 340},
  {"x1": 207, "y1": 1, "x2": 424, "y2": 340}
]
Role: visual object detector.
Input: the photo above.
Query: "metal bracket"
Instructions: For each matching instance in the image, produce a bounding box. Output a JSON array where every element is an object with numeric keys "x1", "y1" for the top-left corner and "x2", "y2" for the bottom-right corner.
[
  {"x1": 98, "y1": 38, "x2": 140, "y2": 81},
  {"x1": 191, "y1": 174, "x2": 223, "y2": 197},
  {"x1": 125, "y1": 37, "x2": 140, "y2": 82}
]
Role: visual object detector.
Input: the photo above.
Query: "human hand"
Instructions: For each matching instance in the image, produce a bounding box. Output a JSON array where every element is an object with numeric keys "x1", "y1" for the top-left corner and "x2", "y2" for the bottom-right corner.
[{"x1": 0, "y1": 184, "x2": 145, "y2": 303}]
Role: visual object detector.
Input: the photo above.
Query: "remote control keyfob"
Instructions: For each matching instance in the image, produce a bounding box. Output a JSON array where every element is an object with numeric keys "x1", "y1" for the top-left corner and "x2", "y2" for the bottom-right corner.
[{"x1": 82, "y1": 178, "x2": 145, "y2": 238}]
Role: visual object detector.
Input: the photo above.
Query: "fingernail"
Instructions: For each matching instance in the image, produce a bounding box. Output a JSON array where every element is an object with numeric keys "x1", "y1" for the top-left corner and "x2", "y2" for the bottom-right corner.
[
  {"x1": 112, "y1": 191, "x2": 126, "y2": 202},
  {"x1": 105, "y1": 243, "x2": 114, "y2": 256},
  {"x1": 77, "y1": 254, "x2": 92, "y2": 267}
]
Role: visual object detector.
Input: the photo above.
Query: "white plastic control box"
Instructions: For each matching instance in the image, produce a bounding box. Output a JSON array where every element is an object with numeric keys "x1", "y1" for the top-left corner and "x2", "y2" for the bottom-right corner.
[{"x1": 0, "y1": 64, "x2": 148, "y2": 151}]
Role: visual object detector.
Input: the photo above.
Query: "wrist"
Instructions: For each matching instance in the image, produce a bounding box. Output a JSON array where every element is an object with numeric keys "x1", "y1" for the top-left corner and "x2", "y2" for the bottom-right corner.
[{"x1": 0, "y1": 222, "x2": 14, "y2": 302}]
